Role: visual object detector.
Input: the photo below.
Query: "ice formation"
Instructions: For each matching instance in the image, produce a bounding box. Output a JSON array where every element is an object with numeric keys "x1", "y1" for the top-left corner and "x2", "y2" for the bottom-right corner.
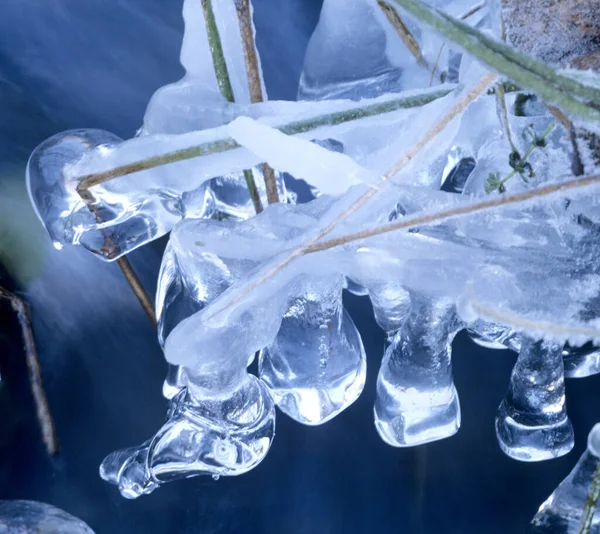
[
  {"x1": 0, "y1": 500, "x2": 95, "y2": 533},
  {"x1": 23, "y1": 0, "x2": 600, "y2": 522},
  {"x1": 375, "y1": 294, "x2": 462, "y2": 446},
  {"x1": 496, "y1": 339, "x2": 574, "y2": 462},
  {"x1": 530, "y1": 424, "x2": 600, "y2": 532}
]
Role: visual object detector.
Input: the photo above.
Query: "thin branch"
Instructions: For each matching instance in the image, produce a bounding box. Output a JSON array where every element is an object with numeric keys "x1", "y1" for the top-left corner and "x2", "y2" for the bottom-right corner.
[
  {"x1": 0, "y1": 286, "x2": 59, "y2": 456},
  {"x1": 305, "y1": 172, "x2": 600, "y2": 254},
  {"x1": 243, "y1": 169, "x2": 264, "y2": 213},
  {"x1": 383, "y1": 72, "x2": 496, "y2": 179},
  {"x1": 495, "y1": 79, "x2": 519, "y2": 155},
  {"x1": 74, "y1": 86, "x2": 454, "y2": 192},
  {"x1": 429, "y1": 43, "x2": 445, "y2": 86},
  {"x1": 76, "y1": 190, "x2": 157, "y2": 325},
  {"x1": 459, "y1": 1, "x2": 485, "y2": 21},
  {"x1": 202, "y1": 0, "x2": 264, "y2": 210},
  {"x1": 206, "y1": 73, "x2": 495, "y2": 320},
  {"x1": 378, "y1": 1, "x2": 428, "y2": 68},
  {"x1": 234, "y1": 0, "x2": 265, "y2": 104},
  {"x1": 578, "y1": 461, "x2": 600, "y2": 534},
  {"x1": 391, "y1": 0, "x2": 600, "y2": 122},
  {"x1": 201, "y1": 0, "x2": 235, "y2": 103},
  {"x1": 117, "y1": 258, "x2": 158, "y2": 327},
  {"x1": 235, "y1": 0, "x2": 279, "y2": 203}
]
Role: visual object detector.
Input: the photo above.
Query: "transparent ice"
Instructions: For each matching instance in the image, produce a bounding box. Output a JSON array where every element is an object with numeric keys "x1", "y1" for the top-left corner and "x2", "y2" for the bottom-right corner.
[
  {"x1": 101, "y1": 215, "x2": 277, "y2": 498},
  {"x1": 374, "y1": 293, "x2": 462, "y2": 446},
  {"x1": 22, "y1": 0, "x2": 600, "y2": 510},
  {"x1": 260, "y1": 275, "x2": 366, "y2": 425},
  {"x1": 496, "y1": 339, "x2": 574, "y2": 462},
  {"x1": 0, "y1": 500, "x2": 95, "y2": 534},
  {"x1": 530, "y1": 423, "x2": 600, "y2": 532},
  {"x1": 563, "y1": 343, "x2": 600, "y2": 379}
]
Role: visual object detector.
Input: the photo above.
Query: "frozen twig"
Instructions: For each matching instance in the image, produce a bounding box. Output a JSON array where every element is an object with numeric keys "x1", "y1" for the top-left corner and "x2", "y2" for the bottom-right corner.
[
  {"x1": 0, "y1": 286, "x2": 59, "y2": 456},
  {"x1": 495, "y1": 78, "x2": 518, "y2": 155},
  {"x1": 391, "y1": 0, "x2": 600, "y2": 122},
  {"x1": 234, "y1": 0, "x2": 279, "y2": 204},
  {"x1": 76, "y1": 190, "x2": 157, "y2": 325},
  {"x1": 305, "y1": 172, "x2": 600, "y2": 254},
  {"x1": 202, "y1": 0, "x2": 264, "y2": 210},
  {"x1": 429, "y1": 1, "x2": 485, "y2": 86},
  {"x1": 201, "y1": 0, "x2": 235, "y2": 103},
  {"x1": 377, "y1": 1, "x2": 428, "y2": 68},
  {"x1": 578, "y1": 461, "x2": 600, "y2": 534},
  {"x1": 74, "y1": 87, "x2": 454, "y2": 192}
]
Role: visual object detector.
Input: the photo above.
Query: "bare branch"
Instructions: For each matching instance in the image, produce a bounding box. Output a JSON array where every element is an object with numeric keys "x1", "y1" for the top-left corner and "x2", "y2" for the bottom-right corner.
[{"x1": 0, "y1": 286, "x2": 59, "y2": 456}]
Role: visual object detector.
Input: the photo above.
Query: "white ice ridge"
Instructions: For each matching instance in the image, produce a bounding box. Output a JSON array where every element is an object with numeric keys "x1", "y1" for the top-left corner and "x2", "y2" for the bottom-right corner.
[
  {"x1": 163, "y1": 168, "x2": 600, "y2": 370},
  {"x1": 228, "y1": 116, "x2": 382, "y2": 194}
]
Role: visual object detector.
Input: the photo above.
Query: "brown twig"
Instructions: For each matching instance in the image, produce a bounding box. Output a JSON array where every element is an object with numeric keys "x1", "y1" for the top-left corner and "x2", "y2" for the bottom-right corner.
[
  {"x1": 117, "y1": 258, "x2": 158, "y2": 327},
  {"x1": 305, "y1": 172, "x2": 600, "y2": 254},
  {"x1": 378, "y1": 1, "x2": 428, "y2": 68},
  {"x1": 0, "y1": 286, "x2": 59, "y2": 456},
  {"x1": 235, "y1": 0, "x2": 280, "y2": 204}
]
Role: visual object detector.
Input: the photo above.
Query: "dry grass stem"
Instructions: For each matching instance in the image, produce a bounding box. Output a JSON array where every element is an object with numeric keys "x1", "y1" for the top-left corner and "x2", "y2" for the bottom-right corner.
[{"x1": 0, "y1": 286, "x2": 59, "y2": 456}]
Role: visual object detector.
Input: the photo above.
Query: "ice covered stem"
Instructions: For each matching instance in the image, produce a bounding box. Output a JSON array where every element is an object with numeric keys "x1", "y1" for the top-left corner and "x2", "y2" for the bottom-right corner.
[
  {"x1": 530, "y1": 423, "x2": 600, "y2": 533},
  {"x1": 374, "y1": 293, "x2": 462, "y2": 447},
  {"x1": 100, "y1": 374, "x2": 275, "y2": 499},
  {"x1": 259, "y1": 277, "x2": 366, "y2": 425},
  {"x1": 563, "y1": 343, "x2": 600, "y2": 379},
  {"x1": 234, "y1": 0, "x2": 279, "y2": 204},
  {"x1": 496, "y1": 338, "x2": 574, "y2": 462},
  {"x1": 200, "y1": 0, "x2": 263, "y2": 211}
]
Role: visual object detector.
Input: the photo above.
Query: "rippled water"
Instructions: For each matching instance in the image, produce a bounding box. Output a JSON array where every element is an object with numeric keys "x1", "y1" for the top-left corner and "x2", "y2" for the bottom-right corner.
[{"x1": 1, "y1": 1, "x2": 600, "y2": 532}]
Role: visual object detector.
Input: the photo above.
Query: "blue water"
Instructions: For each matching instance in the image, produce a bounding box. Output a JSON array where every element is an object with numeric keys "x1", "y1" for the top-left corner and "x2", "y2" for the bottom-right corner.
[{"x1": 0, "y1": 1, "x2": 599, "y2": 532}]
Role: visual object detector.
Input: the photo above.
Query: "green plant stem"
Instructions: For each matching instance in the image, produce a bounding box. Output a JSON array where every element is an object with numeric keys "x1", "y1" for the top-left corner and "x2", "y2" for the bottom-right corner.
[
  {"x1": 201, "y1": 0, "x2": 235, "y2": 103},
  {"x1": 390, "y1": 0, "x2": 600, "y2": 122},
  {"x1": 498, "y1": 121, "x2": 556, "y2": 189},
  {"x1": 201, "y1": 0, "x2": 264, "y2": 211},
  {"x1": 578, "y1": 461, "x2": 600, "y2": 534},
  {"x1": 75, "y1": 86, "x2": 454, "y2": 192}
]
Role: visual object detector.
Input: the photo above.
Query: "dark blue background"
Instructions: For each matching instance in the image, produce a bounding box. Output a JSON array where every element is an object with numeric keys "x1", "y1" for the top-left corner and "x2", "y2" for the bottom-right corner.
[{"x1": 0, "y1": 1, "x2": 599, "y2": 532}]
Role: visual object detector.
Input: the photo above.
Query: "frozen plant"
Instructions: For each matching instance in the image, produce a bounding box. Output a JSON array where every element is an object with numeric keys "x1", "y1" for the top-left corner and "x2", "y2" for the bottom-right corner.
[{"x1": 23, "y1": 0, "x2": 600, "y2": 528}]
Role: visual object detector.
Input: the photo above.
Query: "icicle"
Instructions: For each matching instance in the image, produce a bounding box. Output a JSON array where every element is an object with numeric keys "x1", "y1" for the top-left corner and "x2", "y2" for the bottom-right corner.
[
  {"x1": 374, "y1": 292, "x2": 462, "y2": 446},
  {"x1": 496, "y1": 338, "x2": 574, "y2": 462}
]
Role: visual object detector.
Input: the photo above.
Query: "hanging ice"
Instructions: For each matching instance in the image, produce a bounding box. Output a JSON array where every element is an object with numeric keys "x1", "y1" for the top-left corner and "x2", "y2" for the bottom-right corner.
[
  {"x1": 374, "y1": 293, "x2": 462, "y2": 446},
  {"x1": 496, "y1": 339, "x2": 574, "y2": 462},
  {"x1": 259, "y1": 275, "x2": 366, "y2": 425},
  {"x1": 0, "y1": 500, "x2": 95, "y2": 533},
  {"x1": 530, "y1": 423, "x2": 600, "y2": 532},
  {"x1": 100, "y1": 217, "x2": 278, "y2": 499},
  {"x1": 26, "y1": 129, "x2": 128, "y2": 256},
  {"x1": 563, "y1": 343, "x2": 600, "y2": 379},
  {"x1": 100, "y1": 375, "x2": 275, "y2": 499}
]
